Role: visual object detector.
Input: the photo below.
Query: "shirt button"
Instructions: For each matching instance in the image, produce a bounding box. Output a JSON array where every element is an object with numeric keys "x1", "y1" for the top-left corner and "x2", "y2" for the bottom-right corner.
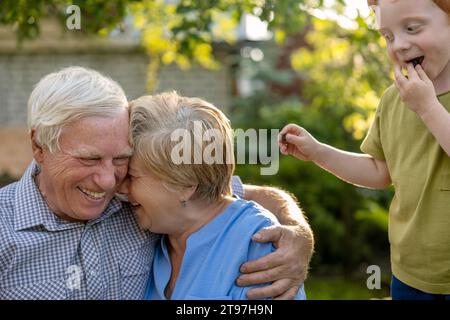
[{"x1": 90, "y1": 270, "x2": 98, "y2": 276}]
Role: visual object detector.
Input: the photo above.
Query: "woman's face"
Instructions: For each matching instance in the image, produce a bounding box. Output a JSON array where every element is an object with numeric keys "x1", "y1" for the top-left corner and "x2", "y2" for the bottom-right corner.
[{"x1": 124, "y1": 155, "x2": 184, "y2": 234}]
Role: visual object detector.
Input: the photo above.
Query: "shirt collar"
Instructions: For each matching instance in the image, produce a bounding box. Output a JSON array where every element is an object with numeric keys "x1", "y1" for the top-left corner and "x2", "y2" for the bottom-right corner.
[{"x1": 14, "y1": 161, "x2": 124, "y2": 231}]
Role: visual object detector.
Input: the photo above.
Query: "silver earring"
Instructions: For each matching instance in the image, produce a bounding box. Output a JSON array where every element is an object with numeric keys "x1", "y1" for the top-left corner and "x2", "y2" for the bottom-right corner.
[{"x1": 181, "y1": 200, "x2": 187, "y2": 207}]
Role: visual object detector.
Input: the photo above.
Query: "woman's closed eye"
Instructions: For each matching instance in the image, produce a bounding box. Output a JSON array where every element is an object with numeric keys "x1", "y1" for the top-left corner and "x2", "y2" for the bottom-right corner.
[{"x1": 127, "y1": 173, "x2": 138, "y2": 181}]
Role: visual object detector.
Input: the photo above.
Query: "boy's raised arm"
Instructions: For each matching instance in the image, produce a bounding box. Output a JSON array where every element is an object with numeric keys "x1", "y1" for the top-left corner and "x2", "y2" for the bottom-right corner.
[
  {"x1": 313, "y1": 144, "x2": 392, "y2": 189},
  {"x1": 280, "y1": 124, "x2": 392, "y2": 189}
]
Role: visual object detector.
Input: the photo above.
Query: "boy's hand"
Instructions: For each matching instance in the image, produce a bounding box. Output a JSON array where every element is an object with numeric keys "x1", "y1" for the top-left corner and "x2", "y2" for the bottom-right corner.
[
  {"x1": 279, "y1": 124, "x2": 322, "y2": 161},
  {"x1": 394, "y1": 64, "x2": 439, "y2": 117}
]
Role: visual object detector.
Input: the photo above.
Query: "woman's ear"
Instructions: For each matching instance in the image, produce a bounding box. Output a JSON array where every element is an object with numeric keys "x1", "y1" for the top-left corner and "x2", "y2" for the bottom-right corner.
[
  {"x1": 181, "y1": 184, "x2": 198, "y2": 202},
  {"x1": 163, "y1": 182, "x2": 198, "y2": 203},
  {"x1": 30, "y1": 129, "x2": 44, "y2": 164}
]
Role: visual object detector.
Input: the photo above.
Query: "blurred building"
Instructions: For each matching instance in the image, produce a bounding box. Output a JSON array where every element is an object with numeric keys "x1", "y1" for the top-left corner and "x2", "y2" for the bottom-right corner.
[
  {"x1": 0, "y1": 18, "x2": 235, "y2": 177},
  {"x1": 0, "y1": 13, "x2": 305, "y2": 178}
]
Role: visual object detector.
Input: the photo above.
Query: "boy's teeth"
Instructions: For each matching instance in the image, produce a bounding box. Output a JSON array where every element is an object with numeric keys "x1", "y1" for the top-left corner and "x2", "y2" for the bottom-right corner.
[{"x1": 80, "y1": 188, "x2": 106, "y2": 199}]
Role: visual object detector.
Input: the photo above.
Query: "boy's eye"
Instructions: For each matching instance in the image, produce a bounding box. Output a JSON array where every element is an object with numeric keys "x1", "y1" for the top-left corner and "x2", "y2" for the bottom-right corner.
[{"x1": 406, "y1": 25, "x2": 420, "y2": 32}]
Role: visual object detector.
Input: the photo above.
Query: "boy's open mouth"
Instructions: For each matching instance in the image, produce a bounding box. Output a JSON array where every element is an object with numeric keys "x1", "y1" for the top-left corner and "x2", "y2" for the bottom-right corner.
[{"x1": 406, "y1": 56, "x2": 424, "y2": 67}]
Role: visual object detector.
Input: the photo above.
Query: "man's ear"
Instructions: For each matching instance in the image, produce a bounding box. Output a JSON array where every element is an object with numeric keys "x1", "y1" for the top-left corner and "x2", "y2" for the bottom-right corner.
[{"x1": 30, "y1": 129, "x2": 44, "y2": 164}]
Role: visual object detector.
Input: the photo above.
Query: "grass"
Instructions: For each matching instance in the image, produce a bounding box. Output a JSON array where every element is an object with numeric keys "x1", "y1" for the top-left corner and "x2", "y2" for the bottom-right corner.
[{"x1": 305, "y1": 274, "x2": 391, "y2": 300}]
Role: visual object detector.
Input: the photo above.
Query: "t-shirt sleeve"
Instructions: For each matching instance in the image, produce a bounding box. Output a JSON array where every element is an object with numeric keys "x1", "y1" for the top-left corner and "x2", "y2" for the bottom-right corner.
[
  {"x1": 360, "y1": 97, "x2": 386, "y2": 161},
  {"x1": 230, "y1": 216, "x2": 275, "y2": 300},
  {"x1": 237, "y1": 219, "x2": 307, "y2": 300}
]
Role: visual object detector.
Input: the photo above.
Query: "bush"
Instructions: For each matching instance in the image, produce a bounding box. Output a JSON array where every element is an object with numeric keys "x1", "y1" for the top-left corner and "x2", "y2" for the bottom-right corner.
[{"x1": 231, "y1": 95, "x2": 391, "y2": 272}]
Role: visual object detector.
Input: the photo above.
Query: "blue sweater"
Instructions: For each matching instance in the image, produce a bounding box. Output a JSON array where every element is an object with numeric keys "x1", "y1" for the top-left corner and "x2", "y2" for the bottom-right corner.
[{"x1": 145, "y1": 199, "x2": 306, "y2": 300}]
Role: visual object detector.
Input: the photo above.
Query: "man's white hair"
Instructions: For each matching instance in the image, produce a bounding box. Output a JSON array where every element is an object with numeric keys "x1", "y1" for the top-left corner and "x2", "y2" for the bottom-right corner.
[{"x1": 28, "y1": 66, "x2": 128, "y2": 153}]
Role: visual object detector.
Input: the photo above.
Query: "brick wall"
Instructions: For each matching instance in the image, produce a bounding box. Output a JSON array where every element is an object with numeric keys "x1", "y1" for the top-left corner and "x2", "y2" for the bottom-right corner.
[
  {"x1": 0, "y1": 26, "x2": 234, "y2": 176},
  {"x1": 0, "y1": 52, "x2": 232, "y2": 126}
]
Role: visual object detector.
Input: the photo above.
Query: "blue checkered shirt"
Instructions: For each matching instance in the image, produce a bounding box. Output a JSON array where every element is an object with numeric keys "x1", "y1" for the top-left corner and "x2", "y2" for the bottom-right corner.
[{"x1": 0, "y1": 162, "x2": 244, "y2": 300}]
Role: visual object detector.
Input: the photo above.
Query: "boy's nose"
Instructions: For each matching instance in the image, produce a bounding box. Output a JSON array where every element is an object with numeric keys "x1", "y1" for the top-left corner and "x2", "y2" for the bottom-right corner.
[{"x1": 392, "y1": 36, "x2": 411, "y2": 52}]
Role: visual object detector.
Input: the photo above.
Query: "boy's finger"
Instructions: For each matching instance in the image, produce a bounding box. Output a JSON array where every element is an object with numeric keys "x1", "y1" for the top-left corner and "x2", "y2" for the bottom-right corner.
[
  {"x1": 394, "y1": 65, "x2": 407, "y2": 87},
  {"x1": 280, "y1": 142, "x2": 296, "y2": 156},
  {"x1": 282, "y1": 124, "x2": 303, "y2": 135},
  {"x1": 415, "y1": 64, "x2": 429, "y2": 82},
  {"x1": 407, "y1": 63, "x2": 419, "y2": 80},
  {"x1": 278, "y1": 132, "x2": 284, "y2": 143},
  {"x1": 285, "y1": 133, "x2": 304, "y2": 147},
  {"x1": 279, "y1": 143, "x2": 289, "y2": 155}
]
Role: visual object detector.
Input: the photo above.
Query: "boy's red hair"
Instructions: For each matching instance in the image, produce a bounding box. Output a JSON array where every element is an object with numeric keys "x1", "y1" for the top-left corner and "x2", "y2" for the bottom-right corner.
[{"x1": 367, "y1": 0, "x2": 450, "y2": 15}]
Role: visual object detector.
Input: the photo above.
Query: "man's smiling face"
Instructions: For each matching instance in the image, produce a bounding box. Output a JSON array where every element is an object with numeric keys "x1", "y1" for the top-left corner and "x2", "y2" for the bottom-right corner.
[{"x1": 34, "y1": 109, "x2": 132, "y2": 222}]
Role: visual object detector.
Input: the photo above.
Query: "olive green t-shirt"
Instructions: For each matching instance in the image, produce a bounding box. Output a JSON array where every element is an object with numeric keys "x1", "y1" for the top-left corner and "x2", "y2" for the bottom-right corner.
[{"x1": 361, "y1": 85, "x2": 450, "y2": 294}]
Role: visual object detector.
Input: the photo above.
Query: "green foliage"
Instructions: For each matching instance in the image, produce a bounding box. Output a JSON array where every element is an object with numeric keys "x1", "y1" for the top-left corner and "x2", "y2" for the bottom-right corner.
[
  {"x1": 0, "y1": 0, "x2": 344, "y2": 42},
  {"x1": 306, "y1": 274, "x2": 391, "y2": 300},
  {"x1": 0, "y1": 0, "x2": 133, "y2": 40},
  {"x1": 0, "y1": 0, "x2": 345, "y2": 89},
  {"x1": 291, "y1": 16, "x2": 392, "y2": 140},
  {"x1": 232, "y1": 91, "x2": 391, "y2": 270}
]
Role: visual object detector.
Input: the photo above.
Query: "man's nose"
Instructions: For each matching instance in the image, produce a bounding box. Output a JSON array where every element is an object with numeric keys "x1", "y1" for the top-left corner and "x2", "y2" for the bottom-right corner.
[{"x1": 94, "y1": 162, "x2": 117, "y2": 191}]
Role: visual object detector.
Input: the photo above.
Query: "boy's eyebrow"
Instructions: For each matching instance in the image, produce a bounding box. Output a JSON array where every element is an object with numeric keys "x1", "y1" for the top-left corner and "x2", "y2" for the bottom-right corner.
[{"x1": 400, "y1": 16, "x2": 428, "y2": 24}]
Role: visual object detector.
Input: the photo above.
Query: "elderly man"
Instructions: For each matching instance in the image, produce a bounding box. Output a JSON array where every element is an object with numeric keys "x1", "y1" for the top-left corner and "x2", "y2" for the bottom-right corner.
[{"x1": 0, "y1": 66, "x2": 313, "y2": 300}]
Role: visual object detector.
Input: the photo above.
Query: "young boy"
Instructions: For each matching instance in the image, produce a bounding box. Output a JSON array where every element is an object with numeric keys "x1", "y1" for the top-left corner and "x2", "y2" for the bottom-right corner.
[{"x1": 279, "y1": 0, "x2": 450, "y2": 300}]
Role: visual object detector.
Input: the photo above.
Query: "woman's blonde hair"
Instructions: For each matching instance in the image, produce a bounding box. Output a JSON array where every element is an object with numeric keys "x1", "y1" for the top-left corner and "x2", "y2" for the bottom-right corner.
[
  {"x1": 129, "y1": 92, "x2": 235, "y2": 204},
  {"x1": 28, "y1": 66, "x2": 128, "y2": 153}
]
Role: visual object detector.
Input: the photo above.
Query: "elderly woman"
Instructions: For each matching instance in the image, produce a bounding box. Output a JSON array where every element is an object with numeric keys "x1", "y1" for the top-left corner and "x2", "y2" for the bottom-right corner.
[{"x1": 121, "y1": 92, "x2": 306, "y2": 300}]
